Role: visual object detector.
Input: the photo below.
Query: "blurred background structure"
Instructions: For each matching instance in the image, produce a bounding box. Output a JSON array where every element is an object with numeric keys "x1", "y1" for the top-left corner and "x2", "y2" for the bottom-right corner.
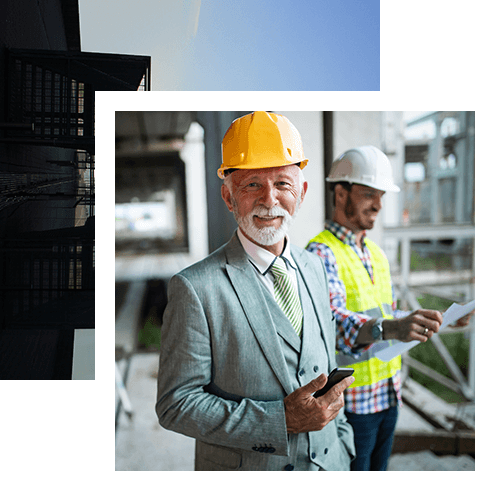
[
  {"x1": 115, "y1": 111, "x2": 475, "y2": 470},
  {"x1": 0, "y1": 0, "x2": 150, "y2": 379}
]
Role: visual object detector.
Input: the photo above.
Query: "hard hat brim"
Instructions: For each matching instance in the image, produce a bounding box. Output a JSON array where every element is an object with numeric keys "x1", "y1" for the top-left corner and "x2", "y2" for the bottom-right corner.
[
  {"x1": 218, "y1": 159, "x2": 308, "y2": 179},
  {"x1": 325, "y1": 177, "x2": 400, "y2": 193}
]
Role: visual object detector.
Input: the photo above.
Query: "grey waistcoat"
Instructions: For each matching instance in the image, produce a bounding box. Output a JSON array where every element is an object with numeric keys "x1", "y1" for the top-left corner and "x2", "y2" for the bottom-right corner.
[{"x1": 259, "y1": 267, "x2": 351, "y2": 470}]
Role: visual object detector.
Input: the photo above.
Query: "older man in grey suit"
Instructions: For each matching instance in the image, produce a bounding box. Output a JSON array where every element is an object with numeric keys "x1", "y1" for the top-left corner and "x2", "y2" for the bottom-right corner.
[{"x1": 156, "y1": 111, "x2": 355, "y2": 471}]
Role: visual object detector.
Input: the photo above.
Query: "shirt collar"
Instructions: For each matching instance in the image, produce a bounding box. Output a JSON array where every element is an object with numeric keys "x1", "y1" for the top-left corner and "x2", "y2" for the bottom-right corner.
[
  {"x1": 326, "y1": 220, "x2": 367, "y2": 247},
  {"x1": 236, "y1": 229, "x2": 297, "y2": 275}
]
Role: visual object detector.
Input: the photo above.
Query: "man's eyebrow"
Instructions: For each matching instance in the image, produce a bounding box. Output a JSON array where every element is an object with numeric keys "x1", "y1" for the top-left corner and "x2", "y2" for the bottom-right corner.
[{"x1": 236, "y1": 171, "x2": 296, "y2": 185}]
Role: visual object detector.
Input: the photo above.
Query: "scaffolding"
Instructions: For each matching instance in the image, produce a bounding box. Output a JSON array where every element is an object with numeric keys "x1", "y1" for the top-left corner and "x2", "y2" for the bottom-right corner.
[{"x1": 383, "y1": 112, "x2": 475, "y2": 454}]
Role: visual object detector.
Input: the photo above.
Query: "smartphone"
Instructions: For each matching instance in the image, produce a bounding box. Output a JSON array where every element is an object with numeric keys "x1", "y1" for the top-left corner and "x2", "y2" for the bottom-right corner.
[{"x1": 313, "y1": 367, "x2": 354, "y2": 398}]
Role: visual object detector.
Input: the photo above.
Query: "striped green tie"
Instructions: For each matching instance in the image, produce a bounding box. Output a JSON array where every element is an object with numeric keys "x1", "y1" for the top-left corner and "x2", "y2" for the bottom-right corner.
[{"x1": 271, "y1": 257, "x2": 303, "y2": 337}]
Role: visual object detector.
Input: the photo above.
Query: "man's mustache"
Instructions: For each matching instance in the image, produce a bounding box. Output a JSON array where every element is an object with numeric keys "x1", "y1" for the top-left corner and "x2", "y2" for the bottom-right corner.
[{"x1": 251, "y1": 206, "x2": 290, "y2": 219}]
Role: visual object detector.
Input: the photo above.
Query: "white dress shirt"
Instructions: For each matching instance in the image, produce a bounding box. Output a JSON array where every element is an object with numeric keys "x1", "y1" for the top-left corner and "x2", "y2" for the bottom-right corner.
[{"x1": 236, "y1": 229, "x2": 300, "y2": 299}]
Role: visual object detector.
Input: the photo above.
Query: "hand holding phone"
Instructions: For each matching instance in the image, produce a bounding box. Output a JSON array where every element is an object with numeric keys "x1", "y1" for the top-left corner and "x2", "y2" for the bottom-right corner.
[{"x1": 313, "y1": 367, "x2": 354, "y2": 398}]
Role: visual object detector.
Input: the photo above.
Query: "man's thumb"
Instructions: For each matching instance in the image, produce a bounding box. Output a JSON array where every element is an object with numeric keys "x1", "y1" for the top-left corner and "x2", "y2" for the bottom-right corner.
[{"x1": 305, "y1": 373, "x2": 327, "y2": 392}]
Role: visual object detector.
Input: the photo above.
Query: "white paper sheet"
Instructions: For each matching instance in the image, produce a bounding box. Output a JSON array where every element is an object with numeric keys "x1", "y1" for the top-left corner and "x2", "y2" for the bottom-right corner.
[{"x1": 375, "y1": 299, "x2": 475, "y2": 362}]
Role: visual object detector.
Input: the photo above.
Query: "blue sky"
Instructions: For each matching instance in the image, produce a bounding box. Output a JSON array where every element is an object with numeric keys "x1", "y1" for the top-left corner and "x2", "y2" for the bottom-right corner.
[{"x1": 79, "y1": 0, "x2": 379, "y2": 91}]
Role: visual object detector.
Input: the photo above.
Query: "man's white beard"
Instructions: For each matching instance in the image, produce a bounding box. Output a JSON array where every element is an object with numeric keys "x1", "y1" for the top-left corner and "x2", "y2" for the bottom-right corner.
[{"x1": 233, "y1": 198, "x2": 301, "y2": 246}]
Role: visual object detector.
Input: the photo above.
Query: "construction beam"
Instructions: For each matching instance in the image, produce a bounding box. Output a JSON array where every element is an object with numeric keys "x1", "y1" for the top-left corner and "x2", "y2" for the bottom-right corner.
[
  {"x1": 429, "y1": 335, "x2": 474, "y2": 400},
  {"x1": 384, "y1": 223, "x2": 474, "y2": 240},
  {"x1": 404, "y1": 355, "x2": 465, "y2": 399},
  {"x1": 401, "y1": 377, "x2": 474, "y2": 431},
  {"x1": 392, "y1": 430, "x2": 475, "y2": 455}
]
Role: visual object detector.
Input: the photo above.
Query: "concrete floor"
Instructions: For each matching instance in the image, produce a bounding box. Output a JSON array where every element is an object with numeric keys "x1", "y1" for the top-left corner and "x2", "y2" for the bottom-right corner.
[
  {"x1": 115, "y1": 353, "x2": 194, "y2": 471},
  {"x1": 115, "y1": 353, "x2": 474, "y2": 471}
]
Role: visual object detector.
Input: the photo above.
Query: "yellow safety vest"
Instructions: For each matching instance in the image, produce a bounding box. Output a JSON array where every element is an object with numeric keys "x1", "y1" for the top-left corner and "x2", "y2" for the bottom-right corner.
[{"x1": 307, "y1": 229, "x2": 401, "y2": 387}]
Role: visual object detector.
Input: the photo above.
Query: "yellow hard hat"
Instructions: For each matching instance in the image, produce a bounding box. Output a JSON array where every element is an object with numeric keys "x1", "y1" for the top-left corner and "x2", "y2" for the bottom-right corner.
[{"x1": 218, "y1": 111, "x2": 308, "y2": 179}]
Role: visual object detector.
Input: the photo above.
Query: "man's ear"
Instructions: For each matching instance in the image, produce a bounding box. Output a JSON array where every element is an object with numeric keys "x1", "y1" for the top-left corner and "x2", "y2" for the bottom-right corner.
[
  {"x1": 334, "y1": 183, "x2": 348, "y2": 206},
  {"x1": 221, "y1": 184, "x2": 234, "y2": 212},
  {"x1": 299, "y1": 180, "x2": 308, "y2": 205}
]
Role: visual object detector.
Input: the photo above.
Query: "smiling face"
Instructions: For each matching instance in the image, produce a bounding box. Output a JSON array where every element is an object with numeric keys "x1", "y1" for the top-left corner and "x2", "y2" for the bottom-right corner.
[
  {"x1": 221, "y1": 165, "x2": 307, "y2": 255},
  {"x1": 335, "y1": 183, "x2": 385, "y2": 233}
]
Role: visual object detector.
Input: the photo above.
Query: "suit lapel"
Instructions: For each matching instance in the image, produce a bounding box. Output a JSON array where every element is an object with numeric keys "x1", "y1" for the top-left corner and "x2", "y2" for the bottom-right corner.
[
  {"x1": 291, "y1": 246, "x2": 335, "y2": 359},
  {"x1": 225, "y1": 234, "x2": 295, "y2": 396},
  {"x1": 262, "y1": 292, "x2": 302, "y2": 352}
]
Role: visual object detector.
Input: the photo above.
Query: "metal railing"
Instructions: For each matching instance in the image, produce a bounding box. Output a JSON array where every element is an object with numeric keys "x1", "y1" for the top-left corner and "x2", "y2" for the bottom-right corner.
[{"x1": 384, "y1": 223, "x2": 475, "y2": 402}]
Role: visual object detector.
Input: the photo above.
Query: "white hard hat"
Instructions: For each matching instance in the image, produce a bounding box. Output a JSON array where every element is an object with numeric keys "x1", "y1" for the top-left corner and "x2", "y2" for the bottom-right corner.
[{"x1": 326, "y1": 145, "x2": 400, "y2": 193}]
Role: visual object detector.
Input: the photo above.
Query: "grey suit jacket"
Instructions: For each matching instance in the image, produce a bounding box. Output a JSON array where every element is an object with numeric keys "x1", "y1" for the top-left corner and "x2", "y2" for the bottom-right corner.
[{"x1": 156, "y1": 233, "x2": 355, "y2": 470}]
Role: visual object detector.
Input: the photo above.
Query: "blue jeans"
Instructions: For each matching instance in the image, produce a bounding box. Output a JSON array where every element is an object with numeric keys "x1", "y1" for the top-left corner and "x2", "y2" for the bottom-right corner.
[{"x1": 345, "y1": 406, "x2": 398, "y2": 471}]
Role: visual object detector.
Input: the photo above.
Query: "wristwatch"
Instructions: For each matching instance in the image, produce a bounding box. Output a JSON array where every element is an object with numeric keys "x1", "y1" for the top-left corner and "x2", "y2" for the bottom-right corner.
[{"x1": 371, "y1": 317, "x2": 384, "y2": 341}]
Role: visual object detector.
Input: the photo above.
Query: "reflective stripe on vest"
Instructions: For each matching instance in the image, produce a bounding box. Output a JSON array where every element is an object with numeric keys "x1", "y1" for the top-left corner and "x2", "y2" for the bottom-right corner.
[{"x1": 307, "y1": 230, "x2": 401, "y2": 387}]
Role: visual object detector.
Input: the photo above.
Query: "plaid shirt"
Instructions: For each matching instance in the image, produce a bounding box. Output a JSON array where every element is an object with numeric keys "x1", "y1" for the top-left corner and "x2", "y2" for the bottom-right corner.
[{"x1": 306, "y1": 221, "x2": 409, "y2": 414}]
